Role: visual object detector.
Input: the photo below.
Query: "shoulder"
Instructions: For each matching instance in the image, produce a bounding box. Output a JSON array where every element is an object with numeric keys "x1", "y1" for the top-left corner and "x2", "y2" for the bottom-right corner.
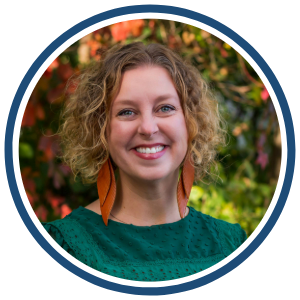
[
  {"x1": 42, "y1": 217, "x2": 76, "y2": 255},
  {"x1": 189, "y1": 207, "x2": 247, "y2": 256},
  {"x1": 42, "y1": 207, "x2": 88, "y2": 252},
  {"x1": 84, "y1": 199, "x2": 101, "y2": 215},
  {"x1": 42, "y1": 206, "x2": 106, "y2": 266}
]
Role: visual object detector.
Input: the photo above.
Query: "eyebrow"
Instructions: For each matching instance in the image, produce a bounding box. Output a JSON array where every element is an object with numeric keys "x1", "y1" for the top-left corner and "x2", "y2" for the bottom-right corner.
[{"x1": 114, "y1": 94, "x2": 176, "y2": 106}]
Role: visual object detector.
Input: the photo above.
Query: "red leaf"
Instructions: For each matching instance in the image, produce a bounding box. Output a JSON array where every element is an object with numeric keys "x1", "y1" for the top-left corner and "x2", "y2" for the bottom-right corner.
[
  {"x1": 26, "y1": 191, "x2": 36, "y2": 206},
  {"x1": 111, "y1": 20, "x2": 144, "y2": 41},
  {"x1": 58, "y1": 164, "x2": 72, "y2": 176},
  {"x1": 43, "y1": 58, "x2": 59, "y2": 78},
  {"x1": 86, "y1": 40, "x2": 101, "y2": 57},
  {"x1": 168, "y1": 35, "x2": 178, "y2": 49},
  {"x1": 22, "y1": 177, "x2": 36, "y2": 194},
  {"x1": 61, "y1": 204, "x2": 72, "y2": 218},
  {"x1": 43, "y1": 69, "x2": 52, "y2": 78},
  {"x1": 38, "y1": 131, "x2": 60, "y2": 161},
  {"x1": 47, "y1": 192, "x2": 65, "y2": 215},
  {"x1": 53, "y1": 170, "x2": 65, "y2": 189},
  {"x1": 255, "y1": 151, "x2": 269, "y2": 169},
  {"x1": 49, "y1": 58, "x2": 59, "y2": 70},
  {"x1": 36, "y1": 103, "x2": 45, "y2": 120},
  {"x1": 35, "y1": 205, "x2": 48, "y2": 221},
  {"x1": 111, "y1": 22, "x2": 131, "y2": 41},
  {"x1": 21, "y1": 168, "x2": 37, "y2": 204},
  {"x1": 39, "y1": 136, "x2": 55, "y2": 160},
  {"x1": 257, "y1": 133, "x2": 266, "y2": 150},
  {"x1": 220, "y1": 47, "x2": 228, "y2": 58},
  {"x1": 129, "y1": 19, "x2": 144, "y2": 37},
  {"x1": 57, "y1": 63, "x2": 73, "y2": 82},
  {"x1": 47, "y1": 84, "x2": 65, "y2": 103},
  {"x1": 148, "y1": 20, "x2": 155, "y2": 29},
  {"x1": 261, "y1": 86, "x2": 269, "y2": 101},
  {"x1": 22, "y1": 101, "x2": 36, "y2": 127},
  {"x1": 21, "y1": 167, "x2": 32, "y2": 177}
]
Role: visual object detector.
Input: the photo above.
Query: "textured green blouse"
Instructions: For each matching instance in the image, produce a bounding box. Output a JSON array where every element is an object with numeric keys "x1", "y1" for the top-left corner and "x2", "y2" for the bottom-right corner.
[{"x1": 42, "y1": 206, "x2": 247, "y2": 281}]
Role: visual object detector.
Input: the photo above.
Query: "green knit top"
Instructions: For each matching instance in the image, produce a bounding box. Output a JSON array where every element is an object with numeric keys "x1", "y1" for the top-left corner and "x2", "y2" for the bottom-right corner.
[{"x1": 42, "y1": 206, "x2": 247, "y2": 281}]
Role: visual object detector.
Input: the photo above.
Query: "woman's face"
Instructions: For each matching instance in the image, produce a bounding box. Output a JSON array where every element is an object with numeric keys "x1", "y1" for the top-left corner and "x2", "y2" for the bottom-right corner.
[{"x1": 107, "y1": 66, "x2": 188, "y2": 182}]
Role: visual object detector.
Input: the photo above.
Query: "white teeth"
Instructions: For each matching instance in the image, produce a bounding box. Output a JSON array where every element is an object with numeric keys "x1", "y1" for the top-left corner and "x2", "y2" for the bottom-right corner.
[{"x1": 136, "y1": 146, "x2": 165, "y2": 154}]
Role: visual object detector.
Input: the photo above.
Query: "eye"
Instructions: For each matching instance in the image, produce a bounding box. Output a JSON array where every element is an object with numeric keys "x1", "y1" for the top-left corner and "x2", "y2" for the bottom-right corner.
[
  {"x1": 158, "y1": 105, "x2": 175, "y2": 113},
  {"x1": 118, "y1": 110, "x2": 135, "y2": 117}
]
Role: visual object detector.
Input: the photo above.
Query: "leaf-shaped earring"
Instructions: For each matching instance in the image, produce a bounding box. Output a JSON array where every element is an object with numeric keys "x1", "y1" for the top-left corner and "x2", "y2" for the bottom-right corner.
[
  {"x1": 97, "y1": 158, "x2": 116, "y2": 226},
  {"x1": 177, "y1": 155, "x2": 195, "y2": 218}
]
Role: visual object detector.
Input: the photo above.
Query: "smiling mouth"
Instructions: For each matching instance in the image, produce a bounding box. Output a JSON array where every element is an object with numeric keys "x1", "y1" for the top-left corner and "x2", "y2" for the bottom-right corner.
[{"x1": 135, "y1": 145, "x2": 165, "y2": 154}]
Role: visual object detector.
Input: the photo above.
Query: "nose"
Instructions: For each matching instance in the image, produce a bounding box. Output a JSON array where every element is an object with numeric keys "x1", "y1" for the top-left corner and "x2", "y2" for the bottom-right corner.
[{"x1": 137, "y1": 114, "x2": 159, "y2": 137}]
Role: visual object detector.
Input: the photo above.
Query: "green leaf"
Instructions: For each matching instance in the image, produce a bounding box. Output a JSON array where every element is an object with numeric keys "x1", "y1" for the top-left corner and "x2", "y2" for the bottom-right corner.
[
  {"x1": 189, "y1": 186, "x2": 204, "y2": 202},
  {"x1": 19, "y1": 143, "x2": 34, "y2": 158}
]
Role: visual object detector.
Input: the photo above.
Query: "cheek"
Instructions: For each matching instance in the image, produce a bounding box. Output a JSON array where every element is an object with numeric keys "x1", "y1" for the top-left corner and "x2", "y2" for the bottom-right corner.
[
  {"x1": 108, "y1": 120, "x2": 135, "y2": 149},
  {"x1": 164, "y1": 115, "x2": 188, "y2": 144}
]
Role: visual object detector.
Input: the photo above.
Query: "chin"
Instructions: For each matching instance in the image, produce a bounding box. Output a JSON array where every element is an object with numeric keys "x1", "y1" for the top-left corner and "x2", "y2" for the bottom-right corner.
[
  {"x1": 138, "y1": 175, "x2": 166, "y2": 182},
  {"x1": 133, "y1": 168, "x2": 176, "y2": 182}
]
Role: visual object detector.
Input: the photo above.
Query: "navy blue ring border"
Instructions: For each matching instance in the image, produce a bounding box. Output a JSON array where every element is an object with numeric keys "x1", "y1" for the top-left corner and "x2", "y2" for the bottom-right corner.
[{"x1": 5, "y1": 5, "x2": 295, "y2": 295}]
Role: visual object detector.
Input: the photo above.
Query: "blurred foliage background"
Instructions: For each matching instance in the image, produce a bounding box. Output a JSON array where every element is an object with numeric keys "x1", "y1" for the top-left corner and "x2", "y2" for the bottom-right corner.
[{"x1": 19, "y1": 19, "x2": 281, "y2": 237}]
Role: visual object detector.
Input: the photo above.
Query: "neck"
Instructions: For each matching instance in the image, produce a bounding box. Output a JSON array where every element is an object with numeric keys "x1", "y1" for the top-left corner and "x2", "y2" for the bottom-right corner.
[{"x1": 110, "y1": 169, "x2": 183, "y2": 226}]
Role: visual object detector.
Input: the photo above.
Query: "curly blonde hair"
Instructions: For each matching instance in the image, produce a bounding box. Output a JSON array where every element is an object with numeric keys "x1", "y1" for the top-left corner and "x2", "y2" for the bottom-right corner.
[{"x1": 60, "y1": 42, "x2": 225, "y2": 184}]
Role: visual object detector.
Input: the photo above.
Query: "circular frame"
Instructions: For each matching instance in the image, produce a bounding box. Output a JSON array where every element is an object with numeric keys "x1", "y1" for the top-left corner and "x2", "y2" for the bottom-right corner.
[{"x1": 5, "y1": 4, "x2": 295, "y2": 295}]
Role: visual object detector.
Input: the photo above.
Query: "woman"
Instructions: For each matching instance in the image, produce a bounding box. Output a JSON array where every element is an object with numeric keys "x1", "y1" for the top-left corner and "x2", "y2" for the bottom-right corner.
[{"x1": 42, "y1": 42, "x2": 247, "y2": 281}]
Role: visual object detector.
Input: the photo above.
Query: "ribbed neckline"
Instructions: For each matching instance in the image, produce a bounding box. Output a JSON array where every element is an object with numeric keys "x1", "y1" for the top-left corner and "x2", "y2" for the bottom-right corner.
[{"x1": 76, "y1": 205, "x2": 195, "y2": 229}]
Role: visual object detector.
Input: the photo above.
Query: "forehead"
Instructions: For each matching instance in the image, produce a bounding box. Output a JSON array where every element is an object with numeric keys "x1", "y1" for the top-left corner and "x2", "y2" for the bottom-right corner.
[{"x1": 113, "y1": 66, "x2": 178, "y2": 104}]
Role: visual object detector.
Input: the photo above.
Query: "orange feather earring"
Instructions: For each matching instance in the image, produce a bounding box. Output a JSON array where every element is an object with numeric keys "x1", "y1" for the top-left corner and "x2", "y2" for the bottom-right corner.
[
  {"x1": 97, "y1": 158, "x2": 116, "y2": 226},
  {"x1": 177, "y1": 155, "x2": 195, "y2": 218}
]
